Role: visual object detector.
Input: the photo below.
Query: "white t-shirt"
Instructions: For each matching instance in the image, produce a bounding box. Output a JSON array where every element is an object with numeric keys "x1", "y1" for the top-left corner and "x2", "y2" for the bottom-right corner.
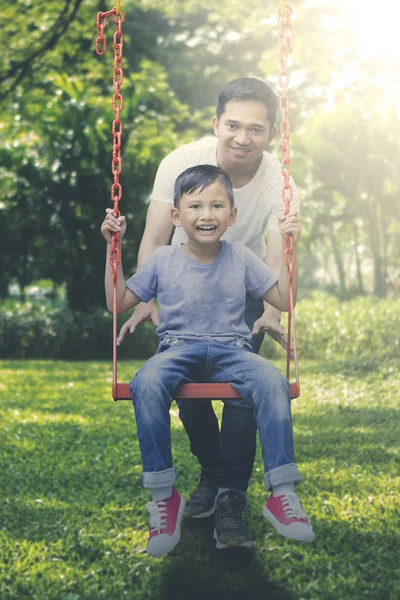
[{"x1": 150, "y1": 136, "x2": 299, "y2": 260}]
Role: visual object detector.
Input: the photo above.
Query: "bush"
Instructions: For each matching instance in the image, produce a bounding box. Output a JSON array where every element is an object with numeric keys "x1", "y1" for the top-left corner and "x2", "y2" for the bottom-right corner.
[
  {"x1": 1, "y1": 293, "x2": 399, "y2": 361},
  {"x1": 269, "y1": 291, "x2": 400, "y2": 362},
  {"x1": 0, "y1": 302, "x2": 158, "y2": 360}
]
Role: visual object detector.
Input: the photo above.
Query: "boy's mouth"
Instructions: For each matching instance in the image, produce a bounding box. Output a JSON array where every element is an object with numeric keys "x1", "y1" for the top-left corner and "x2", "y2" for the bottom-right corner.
[{"x1": 196, "y1": 225, "x2": 217, "y2": 232}]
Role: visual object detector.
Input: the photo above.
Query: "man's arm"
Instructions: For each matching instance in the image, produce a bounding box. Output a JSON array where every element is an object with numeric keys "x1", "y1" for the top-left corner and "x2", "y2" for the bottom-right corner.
[
  {"x1": 137, "y1": 199, "x2": 174, "y2": 268},
  {"x1": 252, "y1": 213, "x2": 301, "y2": 349},
  {"x1": 262, "y1": 235, "x2": 298, "y2": 312}
]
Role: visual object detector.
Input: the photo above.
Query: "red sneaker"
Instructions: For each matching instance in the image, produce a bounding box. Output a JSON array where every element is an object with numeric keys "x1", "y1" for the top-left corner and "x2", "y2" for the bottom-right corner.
[
  {"x1": 146, "y1": 489, "x2": 186, "y2": 558},
  {"x1": 263, "y1": 492, "x2": 314, "y2": 542}
]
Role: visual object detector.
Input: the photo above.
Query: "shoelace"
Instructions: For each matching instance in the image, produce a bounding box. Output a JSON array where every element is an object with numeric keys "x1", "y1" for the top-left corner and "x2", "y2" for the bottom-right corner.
[
  {"x1": 281, "y1": 493, "x2": 307, "y2": 521},
  {"x1": 146, "y1": 500, "x2": 168, "y2": 533}
]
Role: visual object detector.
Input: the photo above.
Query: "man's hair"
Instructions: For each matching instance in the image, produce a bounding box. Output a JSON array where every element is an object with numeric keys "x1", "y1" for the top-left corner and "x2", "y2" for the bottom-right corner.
[
  {"x1": 174, "y1": 165, "x2": 234, "y2": 209},
  {"x1": 216, "y1": 77, "x2": 277, "y2": 127}
]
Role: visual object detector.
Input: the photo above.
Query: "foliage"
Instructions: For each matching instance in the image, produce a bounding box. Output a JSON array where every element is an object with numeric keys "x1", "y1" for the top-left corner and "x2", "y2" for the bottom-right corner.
[
  {"x1": 2, "y1": 293, "x2": 399, "y2": 361},
  {"x1": 0, "y1": 358, "x2": 399, "y2": 599},
  {"x1": 0, "y1": 301, "x2": 158, "y2": 360},
  {"x1": 0, "y1": 0, "x2": 399, "y2": 309}
]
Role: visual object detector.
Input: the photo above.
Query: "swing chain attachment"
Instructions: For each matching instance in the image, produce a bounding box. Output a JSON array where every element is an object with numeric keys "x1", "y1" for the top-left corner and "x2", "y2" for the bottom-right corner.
[
  {"x1": 278, "y1": 4, "x2": 299, "y2": 396},
  {"x1": 96, "y1": 8, "x2": 124, "y2": 275}
]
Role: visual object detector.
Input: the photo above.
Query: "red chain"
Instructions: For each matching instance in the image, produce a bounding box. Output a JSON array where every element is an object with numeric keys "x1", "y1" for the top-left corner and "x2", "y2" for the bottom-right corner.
[
  {"x1": 278, "y1": 4, "x2": 299, "y2": 396},
  {"x1": 96, "y1": 9, "x2": 124, "y2": 277},
  {"x1": 278, "y1": 5, "x2": 294, "y2": 273}
]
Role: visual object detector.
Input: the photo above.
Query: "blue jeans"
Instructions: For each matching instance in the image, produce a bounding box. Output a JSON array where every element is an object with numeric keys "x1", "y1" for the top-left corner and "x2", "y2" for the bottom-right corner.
[
  {"x1": 178, "y1": 294, "x2": 264, "y2": 491},
  {"x1": 130, "y1": 335, "x2": 302, "y2": 492}
]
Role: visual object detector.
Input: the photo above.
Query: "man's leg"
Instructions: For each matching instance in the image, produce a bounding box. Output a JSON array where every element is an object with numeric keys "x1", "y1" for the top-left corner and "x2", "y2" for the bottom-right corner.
[
  {"x1": 209, "y1": 296, "x2": 264, "y2": 547},
  {"x1": 179, "y1": 295, "x2": 264, "y2": 520},
  {"x1": 211, "y1": 343, "x2": 314, "y2": 544}
]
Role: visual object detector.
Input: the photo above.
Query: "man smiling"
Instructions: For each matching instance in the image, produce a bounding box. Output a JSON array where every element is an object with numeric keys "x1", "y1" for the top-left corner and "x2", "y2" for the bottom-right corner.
[{"x1": 118, "y1": 78, "x2": 300, "y2": 549}]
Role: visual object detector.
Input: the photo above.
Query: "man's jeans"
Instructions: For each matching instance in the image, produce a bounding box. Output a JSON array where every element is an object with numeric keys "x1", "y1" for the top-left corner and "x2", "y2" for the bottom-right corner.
[
  {"x1": 178, "y1": 294, "x2": 265, "y2": 491},
  {"x1": 130, "y1": 334, "x2": 302, "y2": 493}
]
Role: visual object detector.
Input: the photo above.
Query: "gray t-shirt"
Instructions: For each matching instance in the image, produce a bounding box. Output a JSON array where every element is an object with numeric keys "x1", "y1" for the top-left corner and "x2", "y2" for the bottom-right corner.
[{"x1": 126, "y1": 240, "x2": 278, "y2": 343}]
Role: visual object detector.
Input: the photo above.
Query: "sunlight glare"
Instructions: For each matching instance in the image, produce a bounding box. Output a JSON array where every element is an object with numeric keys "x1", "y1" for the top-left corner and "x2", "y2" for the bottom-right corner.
[{"x1": 338, "y1": 0, "x2": 400, "y2": 63}]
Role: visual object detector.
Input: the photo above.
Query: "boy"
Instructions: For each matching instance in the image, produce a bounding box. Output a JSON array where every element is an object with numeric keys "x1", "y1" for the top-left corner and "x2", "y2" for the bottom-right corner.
[
  {"x1": 116, "y1": 79, "x2": 301, "y2": 548},
  {"x1": 101, "y1": 165, "x2": 313, "y2": 558}
]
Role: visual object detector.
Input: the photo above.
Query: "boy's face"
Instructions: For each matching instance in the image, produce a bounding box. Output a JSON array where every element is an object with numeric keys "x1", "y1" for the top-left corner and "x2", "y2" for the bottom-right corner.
[
  {"x1": 212, "y1": 100, "x2": 275, "y2": 169},
  {"x1": 171, "y1": 181, "x2": 237, "y2": 247}
]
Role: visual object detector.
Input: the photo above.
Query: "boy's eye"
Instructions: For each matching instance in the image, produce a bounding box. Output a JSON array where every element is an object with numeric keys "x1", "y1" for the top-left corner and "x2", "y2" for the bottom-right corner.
[
  {"x1": 190, "y1": 204, "x2": 200, "y2": 209},
  {"x1": 213, "y1": 203, "x2": 223, "y2": 208}
]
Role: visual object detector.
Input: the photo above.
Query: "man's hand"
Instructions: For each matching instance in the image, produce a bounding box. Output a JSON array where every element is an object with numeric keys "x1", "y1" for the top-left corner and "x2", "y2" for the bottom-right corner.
[
  {"x1": 101, "y1": 208, "x2": 127, "y2": 243},
  {"x1": 278, "y1": 211, "x2": 301, "y2": 243},
  {"x1": 252, "y1": 305, "x2": 293, "y2": 356},
  {"x1": 117, "y1": 300, "x2": 160, "y2": 345}
]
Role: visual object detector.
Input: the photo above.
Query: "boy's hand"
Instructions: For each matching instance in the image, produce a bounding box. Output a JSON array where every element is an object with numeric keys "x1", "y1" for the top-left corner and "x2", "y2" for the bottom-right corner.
[
  {"x1": 278, "y1": 212, "x2": 301, "y2": 243},
  {"x1": 101, "y1": 208, "x2": 127, "y2": 243}
]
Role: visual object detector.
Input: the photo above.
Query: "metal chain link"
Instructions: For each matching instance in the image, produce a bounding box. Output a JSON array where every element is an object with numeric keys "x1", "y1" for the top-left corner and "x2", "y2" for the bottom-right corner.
[
  {"x1": 96, "y1": 9, "x2": 124, "y2": 277},
  {"x1": 278, "y1": 5, "x2": 299, "y2": 395},
  {"x1": 278, "y1": 5, "x2": 294, "y2": 273}
]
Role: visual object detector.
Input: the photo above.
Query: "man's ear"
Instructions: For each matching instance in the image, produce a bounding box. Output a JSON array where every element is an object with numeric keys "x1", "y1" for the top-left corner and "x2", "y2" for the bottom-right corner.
[
  {"x1": 267, "y1": 125, "x2": 276, "y2": 145},
  {"x1": 212, "y1": 116, "x2": 219, "y2": 136},
  {"x1": 228, "y1": 207, "x2": 238, "y2": 227},
  {"x1": 171, "y1": 207, "x2": 181, "y2": 227}
]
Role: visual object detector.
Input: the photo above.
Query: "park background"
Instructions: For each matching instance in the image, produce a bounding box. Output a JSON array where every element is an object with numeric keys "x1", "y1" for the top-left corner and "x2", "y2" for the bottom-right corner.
[{"x1": 1, "y1": 0, "x2": 399, "y2": 599}]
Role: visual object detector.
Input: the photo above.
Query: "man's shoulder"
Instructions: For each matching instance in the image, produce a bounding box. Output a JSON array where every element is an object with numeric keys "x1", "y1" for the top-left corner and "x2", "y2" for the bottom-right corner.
[
  {"x1": 162, "y1": 136, "x2": 217, "y2": 165},
  {"x1": 260, "y1": 151, "x2": 282, "y2": 179}
]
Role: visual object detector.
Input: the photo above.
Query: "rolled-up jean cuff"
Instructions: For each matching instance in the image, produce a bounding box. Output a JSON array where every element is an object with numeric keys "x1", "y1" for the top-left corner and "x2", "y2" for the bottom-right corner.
[
  {"x1": 264, "y1": 463, "x2": 302, "y2": 490},
  {"x1": 142, "y1": 468, "x2": 176, "y2": 489}
]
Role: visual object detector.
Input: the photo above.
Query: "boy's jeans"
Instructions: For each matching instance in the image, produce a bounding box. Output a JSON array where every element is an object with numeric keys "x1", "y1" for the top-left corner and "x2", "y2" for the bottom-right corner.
[
  {"x1": 130, "y1": 335, "x2": 302, "y2": 493},
  {"x1": 178, "y1": 294, "x2": 265, "y2": 491}
]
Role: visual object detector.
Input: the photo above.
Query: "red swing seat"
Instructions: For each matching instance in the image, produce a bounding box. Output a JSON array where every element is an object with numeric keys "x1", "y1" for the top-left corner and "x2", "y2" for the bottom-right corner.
[{"x1": 113, "y1": 381, "x2": 299, "y2": 401}]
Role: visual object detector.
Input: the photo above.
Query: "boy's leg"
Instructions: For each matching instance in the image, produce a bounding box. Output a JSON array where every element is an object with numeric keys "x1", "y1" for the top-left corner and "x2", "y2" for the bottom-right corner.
[
  {"x1": 210, "y1": 342, "x2": 314, "y2": 543},
  {"x1": 130, "y1": 338, "x2": 206, "y2": 556},
  {"x1": 180, "y1": 295, "x2": 263, "y2": 521}
]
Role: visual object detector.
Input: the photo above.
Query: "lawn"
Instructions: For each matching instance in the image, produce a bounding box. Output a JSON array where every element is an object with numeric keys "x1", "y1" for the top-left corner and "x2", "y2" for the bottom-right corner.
[{"x1": 1, "y1": 358, "x2": 399, "y2": 600}]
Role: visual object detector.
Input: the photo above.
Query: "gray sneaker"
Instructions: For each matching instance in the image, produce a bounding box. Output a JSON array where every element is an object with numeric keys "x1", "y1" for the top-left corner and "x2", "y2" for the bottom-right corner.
[
  {"x1": 183, "y1": 471, "x2": 217, "y2": 519},
  {"x1": 213, "y1": 489, "x2": 252, "y2": 549}
]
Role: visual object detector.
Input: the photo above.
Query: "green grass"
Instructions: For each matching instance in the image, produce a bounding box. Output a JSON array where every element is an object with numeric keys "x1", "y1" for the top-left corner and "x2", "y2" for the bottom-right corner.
[{"x1": 1, "y1": 359, "x2": 399, "y2": 600}]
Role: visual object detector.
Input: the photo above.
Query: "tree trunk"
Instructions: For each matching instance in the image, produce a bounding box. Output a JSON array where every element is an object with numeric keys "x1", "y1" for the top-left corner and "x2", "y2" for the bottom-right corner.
[
  {"x1": 327, "y1": 218, "x2": 346, "y2": 296},
  {"x1": 351, "y1": 218, "x2": 365, "y2": 294}
]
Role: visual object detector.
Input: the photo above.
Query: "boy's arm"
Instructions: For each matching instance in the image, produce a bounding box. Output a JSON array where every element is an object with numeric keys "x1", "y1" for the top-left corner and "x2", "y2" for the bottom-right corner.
[
  {"x1": 116, "y1": 200, "x2": 173, "y2": 342},
  {"x1": 101, "y1": 209, "x2": 142, "y2": 314}
]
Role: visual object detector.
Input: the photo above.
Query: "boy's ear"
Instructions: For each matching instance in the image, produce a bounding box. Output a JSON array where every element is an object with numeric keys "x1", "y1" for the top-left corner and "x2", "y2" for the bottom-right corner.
[
  {"x1": 228, "y1": 207, "x2": 238, "y2": 227},
  {"x1": 171, "y1": 207, "x2": 181, "y2": 227}
]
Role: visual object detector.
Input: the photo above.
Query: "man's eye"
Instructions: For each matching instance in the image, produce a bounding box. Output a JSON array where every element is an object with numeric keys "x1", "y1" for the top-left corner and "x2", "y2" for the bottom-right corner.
[
  {"x1": 251, "y1": 127, "x2": 263, "y2": 135},
  {"x1": 228, "y1": 123, "x2": 237, "y2": 130}
]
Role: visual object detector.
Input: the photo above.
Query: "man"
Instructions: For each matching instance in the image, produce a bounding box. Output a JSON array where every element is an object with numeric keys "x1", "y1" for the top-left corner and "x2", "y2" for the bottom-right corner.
[{"x1": 118, "y1": 78, "x2": 300, "y2": 549}]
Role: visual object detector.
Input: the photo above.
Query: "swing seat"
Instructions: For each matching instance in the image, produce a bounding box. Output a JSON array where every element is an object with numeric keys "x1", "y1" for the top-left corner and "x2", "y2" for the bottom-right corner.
[{"x1": 113, "y1": 381, "x2": 299, "y2": 401}]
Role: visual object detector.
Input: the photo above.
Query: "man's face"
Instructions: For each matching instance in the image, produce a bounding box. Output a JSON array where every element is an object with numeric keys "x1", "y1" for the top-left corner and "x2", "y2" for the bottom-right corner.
[
  {"x1": 171, "y1": 181, "x2": 237, "y2": 247},
  {"x1": 213, "y1": 100, "x2": 275, "y2": 168}
]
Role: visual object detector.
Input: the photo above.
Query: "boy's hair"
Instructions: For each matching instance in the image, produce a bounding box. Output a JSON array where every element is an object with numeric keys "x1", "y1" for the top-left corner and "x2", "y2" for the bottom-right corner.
[
  {"x1": 174, "y1": 165, "x2": 234, "y2": 209},
  {"x1": 216, "y1": 77, "x2": 277, "y2": 127}
]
